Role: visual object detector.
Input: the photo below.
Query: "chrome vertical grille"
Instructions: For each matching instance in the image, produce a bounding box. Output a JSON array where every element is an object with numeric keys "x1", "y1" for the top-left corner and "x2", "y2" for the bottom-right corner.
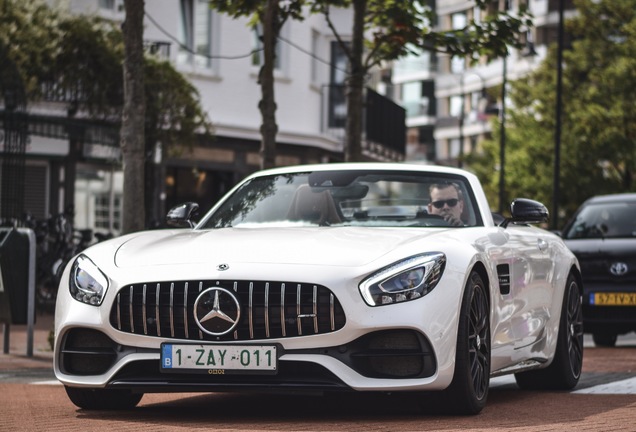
[
  {"x1": 109, "y1": 279, "x2": 346, "y2": 341},
  {"x1": 142, "y1": 284, "x2": 148, "y2": 335},
  {"x1": 183, "y1": 282, "x2": 188, "y2": 339}
]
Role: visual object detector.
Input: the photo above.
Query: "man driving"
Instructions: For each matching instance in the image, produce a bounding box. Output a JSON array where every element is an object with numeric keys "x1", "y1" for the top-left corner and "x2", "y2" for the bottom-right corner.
[{"x1": 428, "y1": 182, "x2": 464, "y2": 226}]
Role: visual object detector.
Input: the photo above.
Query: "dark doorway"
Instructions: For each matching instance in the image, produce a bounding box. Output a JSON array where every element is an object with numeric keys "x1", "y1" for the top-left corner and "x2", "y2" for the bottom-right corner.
[{"x1": 164, "y1": 167, "x2": 234, "y2": 223}]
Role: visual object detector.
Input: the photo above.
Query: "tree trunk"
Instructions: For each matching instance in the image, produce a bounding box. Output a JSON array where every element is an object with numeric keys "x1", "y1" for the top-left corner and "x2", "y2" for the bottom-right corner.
[
  {"x1": 345, "y1": 0, "x2": 366, "y2": 162},
  {"x1": 121, "y1": 0, "x2": 146, "y2": 234},
  {"x1": 258, "y1": 0, "x2": 279, "y2": 170}
]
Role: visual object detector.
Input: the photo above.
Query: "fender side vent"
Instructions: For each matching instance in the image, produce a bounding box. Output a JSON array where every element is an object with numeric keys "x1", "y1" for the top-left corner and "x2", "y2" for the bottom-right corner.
[{"x1": 497, "y1": 264, "x2": 511, "y2": 295}]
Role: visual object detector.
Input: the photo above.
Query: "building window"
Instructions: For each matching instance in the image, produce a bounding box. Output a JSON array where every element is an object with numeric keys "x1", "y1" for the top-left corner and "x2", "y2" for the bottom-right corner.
[
  {"x1": 449, "y1": 138, "x2": 460, "y2": 159},
  {"x1": 402, "y1": 81, "x2": 428, "y2": 118},
  {"x1": 465, "y1": 89, "x2": 485, "y2": 121},
  {"x1": 452, "y1": 11, "x2": 466, "y2": 29},
  {"x1": 330, "y1": 41, "x2": 348, "y2": 85},
  {"x1": 450, "y1": 12, "x2": 467, "y2": 73},
  {"x1": 394, "y1": 51, "x2": 432, "y2": 79},
  {"x1": 311, "y1": 29, "x2": 320, "y2": 84},
  {"x1": 178, "y1": 0, "x2": 213, "y2": 68},
  {"x1": 328, "y1": 41, "x2": 349, "y2": 128},
  {"x1": 449, "y1": 95, "x2": 463, "y2": 117},
  {"x1": 99, "y1": 0, "x2": 115, "y2": 9},
  {"x1": 473, "y1": 6, "x2": 482, "y2": 25},
  {"x1": 94, "y1": 193, "x2": 122, "y2": 234},
  {"x1": 251, "y1": 24, "x2": 284, "y2": 70}
]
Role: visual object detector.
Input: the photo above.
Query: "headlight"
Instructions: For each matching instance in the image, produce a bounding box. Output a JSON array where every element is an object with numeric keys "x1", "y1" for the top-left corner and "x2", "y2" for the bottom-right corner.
[
  {"x1": 69, "y1": 254, "x2": 109, "y2": 306},
  {"x1": 359, "y1": 253, "x2": 446, "y2": 306}
]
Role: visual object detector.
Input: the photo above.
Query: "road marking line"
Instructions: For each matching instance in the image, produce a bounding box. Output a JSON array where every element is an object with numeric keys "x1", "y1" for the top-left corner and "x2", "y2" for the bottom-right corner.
[
  {"x1": 573, "y1": 377, "x2": 636, "y2": 394},
  {"x1": 32, "y1": 380, "x2": 62, "y2": 386},
  {"x1": 490, "y1": 375, "x2": 636, "y2": 395},
  {"x1": 489, "y1": 375, "x2": 517, "y2": 387}
]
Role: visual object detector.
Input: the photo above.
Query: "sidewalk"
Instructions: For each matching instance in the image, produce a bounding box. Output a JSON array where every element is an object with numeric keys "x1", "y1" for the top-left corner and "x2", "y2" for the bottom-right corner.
[{"x1": 0, "y1": 311, "x2": 55, "y2": 370}]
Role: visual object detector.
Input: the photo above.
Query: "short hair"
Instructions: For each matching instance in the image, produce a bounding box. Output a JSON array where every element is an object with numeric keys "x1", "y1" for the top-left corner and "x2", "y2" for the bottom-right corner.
[{"x1": 429, "y1": 182, "x2": 463, "y2": 200}]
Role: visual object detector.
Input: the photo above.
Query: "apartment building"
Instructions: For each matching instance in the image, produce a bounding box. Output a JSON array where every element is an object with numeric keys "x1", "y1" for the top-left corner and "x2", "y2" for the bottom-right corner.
[{"x1": 393, "y1": 0, "x2": 574, "y2": 166}]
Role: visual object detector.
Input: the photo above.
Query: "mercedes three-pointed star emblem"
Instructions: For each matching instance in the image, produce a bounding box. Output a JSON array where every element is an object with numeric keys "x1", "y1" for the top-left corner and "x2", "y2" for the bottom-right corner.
[{"x1": 194, "y1": 287, "x2": 241, "y2": 336}]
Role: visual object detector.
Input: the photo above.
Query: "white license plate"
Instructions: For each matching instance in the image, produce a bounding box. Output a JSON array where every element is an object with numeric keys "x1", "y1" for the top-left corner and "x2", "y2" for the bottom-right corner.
[{"x1": 161, "y1": 343, "x2": 277, "y2": 374}]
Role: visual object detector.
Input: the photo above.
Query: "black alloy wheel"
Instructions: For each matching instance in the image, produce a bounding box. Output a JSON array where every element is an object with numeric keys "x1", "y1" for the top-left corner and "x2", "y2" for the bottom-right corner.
[
  {"x1": 515, "y1": 273, "x2": 583, "y2": 390},
  {"x1": 565, "y1": 278, "x2": 584, "y2": 378},
  {"x1": 433, "y1": 271, "x2": 490, "y2": 415},
  {"x1": 468, "y1": 275, "x2": 490, "y2": 401}
]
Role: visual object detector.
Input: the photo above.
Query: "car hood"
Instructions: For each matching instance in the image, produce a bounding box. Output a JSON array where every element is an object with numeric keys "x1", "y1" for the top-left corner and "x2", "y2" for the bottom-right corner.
[
  {"x1": 564, "y1": 238, "x2": 636, "y2": 260},
  {"x1": 113, "y1": 227, "x2": 446, "y2": 269}
]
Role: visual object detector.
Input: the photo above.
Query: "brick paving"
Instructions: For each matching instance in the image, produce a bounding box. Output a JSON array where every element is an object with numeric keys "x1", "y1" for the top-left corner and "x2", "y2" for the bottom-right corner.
[
  {"x1": 0, "y1": 311, "x2": 54, "y2": 371},
  {"x1": 1, "y1": 312, "x2": 636, "y2": 431}
]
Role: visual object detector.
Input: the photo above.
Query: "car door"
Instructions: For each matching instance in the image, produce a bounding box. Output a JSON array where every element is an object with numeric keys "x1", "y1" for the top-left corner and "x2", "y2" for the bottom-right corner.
[{"x1": 504, "y1": 224, "x2": 555, "y2": 353}]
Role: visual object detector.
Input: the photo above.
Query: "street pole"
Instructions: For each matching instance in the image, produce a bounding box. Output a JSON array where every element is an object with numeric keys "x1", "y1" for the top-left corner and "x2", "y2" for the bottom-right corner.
[
  {"x1": 458, "y1": 74, "x2": 464, "y2": 168},
  {"x1": 498, "y1": 55, "x2": 507, "y2": 215},
  {"x1": 552, "y1": 0, "x2": 565, "y2": 230}
]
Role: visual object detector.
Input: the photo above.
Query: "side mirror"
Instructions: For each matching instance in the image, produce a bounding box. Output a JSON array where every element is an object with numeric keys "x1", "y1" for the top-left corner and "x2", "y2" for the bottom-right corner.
[
  {"x1": 166, "y1": 202, "x2": 199, "y2": 228},
  {"x1": 501, "y1": 198, "x2": 549, "y2": 228}
]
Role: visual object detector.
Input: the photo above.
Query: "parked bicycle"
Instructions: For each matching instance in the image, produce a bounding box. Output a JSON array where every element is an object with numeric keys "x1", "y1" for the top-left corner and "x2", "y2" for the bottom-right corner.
[{"x1": 10, "y1": 210, "x2": 113, "y2": 313}]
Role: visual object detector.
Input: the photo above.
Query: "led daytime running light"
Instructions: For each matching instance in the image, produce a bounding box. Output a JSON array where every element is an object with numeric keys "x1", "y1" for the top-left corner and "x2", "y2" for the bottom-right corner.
[
  {"x1": 70, "y1": 255, "x2": 109, "y2": 306},
  {"x1": 359, "y1": 253, "x2": 445, "y2": 306}
]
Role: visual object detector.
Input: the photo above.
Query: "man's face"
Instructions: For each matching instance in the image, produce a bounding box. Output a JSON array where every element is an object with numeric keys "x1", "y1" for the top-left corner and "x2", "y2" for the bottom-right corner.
[{"x1": 428, "y1": 186, "x2": 463, "y2": 222}]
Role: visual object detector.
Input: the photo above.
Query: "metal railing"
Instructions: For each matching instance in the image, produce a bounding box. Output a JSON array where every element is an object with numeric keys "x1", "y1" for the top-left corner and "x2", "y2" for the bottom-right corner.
[{"x1": 321, "y1": 84, "x2": 406, "y2": 160}]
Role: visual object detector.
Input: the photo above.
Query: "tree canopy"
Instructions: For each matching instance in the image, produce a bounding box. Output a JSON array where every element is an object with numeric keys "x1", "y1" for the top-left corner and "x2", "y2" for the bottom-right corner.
[
  {"x1": 0, "y1": 0, "x2": 212, "y2": 152},
  {"x1": 465, "y1": 0, "x2": 636, "y2": 226},
  {"x1": 315, "y1": 0, "x2": 532, "y2": 161}
]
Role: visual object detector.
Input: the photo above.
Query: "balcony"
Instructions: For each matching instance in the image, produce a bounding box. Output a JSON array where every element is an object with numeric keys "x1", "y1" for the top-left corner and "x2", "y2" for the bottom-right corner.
[{"x1": 322, "y1": 85, "x2": 406, "y2": 161}]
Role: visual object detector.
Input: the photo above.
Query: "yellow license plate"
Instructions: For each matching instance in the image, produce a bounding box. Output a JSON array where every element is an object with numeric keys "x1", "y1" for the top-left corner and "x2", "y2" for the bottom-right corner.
[{"x1": 591, "y1": 292, "x2": 636, "y2": 306}]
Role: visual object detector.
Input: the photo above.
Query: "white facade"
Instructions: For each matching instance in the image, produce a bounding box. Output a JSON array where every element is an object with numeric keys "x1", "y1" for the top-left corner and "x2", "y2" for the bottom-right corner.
[
  {"x1": 143, "y1": 1, "x2": 353, "y2": 155},
  {"x1": 59, "y1": 0, "x2": 356, "y2": 155},
  {"x1": 42, "y1": 0, "x2": 360, "y2": 234}
]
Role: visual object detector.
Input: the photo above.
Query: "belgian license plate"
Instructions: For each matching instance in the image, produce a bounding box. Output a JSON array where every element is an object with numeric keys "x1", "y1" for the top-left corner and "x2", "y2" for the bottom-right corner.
[
  {"x1": 161, "y1": 343, "x2": 277, "y2": 374},
  {"x1": 591, "y1": 292, "x2": 636, "y2": 306}
]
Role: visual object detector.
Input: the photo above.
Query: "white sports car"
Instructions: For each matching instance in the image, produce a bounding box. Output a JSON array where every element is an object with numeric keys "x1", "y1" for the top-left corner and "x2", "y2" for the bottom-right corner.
[{"x1": 54, "y1": 163, "x2": 583, "y2": 414}]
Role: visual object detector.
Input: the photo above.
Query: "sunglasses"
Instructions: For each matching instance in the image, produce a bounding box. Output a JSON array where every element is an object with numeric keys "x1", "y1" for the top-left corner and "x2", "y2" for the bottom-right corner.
[{"x1": 431, "y1": 198, "x2": 459, "y2": 209}]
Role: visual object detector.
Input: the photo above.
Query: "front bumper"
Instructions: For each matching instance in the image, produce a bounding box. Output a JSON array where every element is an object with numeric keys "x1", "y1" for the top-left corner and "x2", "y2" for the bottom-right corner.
[
  {"x1": 56, "y1": 327, "x2": 437, "y2": 393},
  {"x1": 54, "y1": 261, "x2": 466, "y2": 393}
]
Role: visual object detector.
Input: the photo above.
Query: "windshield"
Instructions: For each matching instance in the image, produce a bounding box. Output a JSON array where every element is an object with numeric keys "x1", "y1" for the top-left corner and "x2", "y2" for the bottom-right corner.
[
  {"x1": 197, "y1": 170, "x2": 481, "y2": 229},
  {"x1": 563, "y1": 201, "x2": 636, "y2": 239}
]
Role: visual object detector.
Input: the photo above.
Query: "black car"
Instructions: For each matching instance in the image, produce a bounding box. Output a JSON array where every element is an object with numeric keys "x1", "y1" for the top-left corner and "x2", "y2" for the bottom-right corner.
[{"x1": 561, "y1": 193, "x2": 636, "y2": 346}]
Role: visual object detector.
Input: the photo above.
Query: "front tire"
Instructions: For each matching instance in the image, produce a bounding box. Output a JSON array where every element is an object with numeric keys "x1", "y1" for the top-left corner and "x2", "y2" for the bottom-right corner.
[
  {"x1": 65, "y1": 386, "x2": 143, "y2": 410},
  {"x1": 437, "y1": 271, "x2": 491, "y2": 415},
  {"x1": 515, "y1": 273, "x2": 583, "y2": 390}
]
